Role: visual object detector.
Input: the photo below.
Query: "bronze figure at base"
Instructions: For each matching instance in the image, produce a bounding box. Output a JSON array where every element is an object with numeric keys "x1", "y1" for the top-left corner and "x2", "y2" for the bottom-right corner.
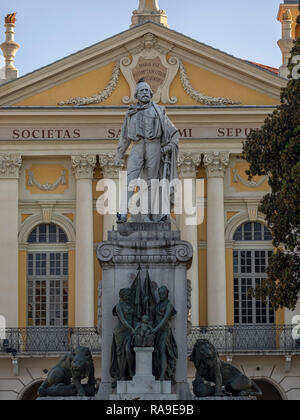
[{"x1": 110, "y1": 267, "x2": 178, "y2": 386}]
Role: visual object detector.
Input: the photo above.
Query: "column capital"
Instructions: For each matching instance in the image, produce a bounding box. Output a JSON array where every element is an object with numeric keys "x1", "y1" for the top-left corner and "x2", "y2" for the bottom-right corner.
[
  {"x1": 177, "y1": 152, "x2": 202, "y2": 178},
  {"x1": 99, "y1": 152, "x2": 124, "y2": 179},
  {"x1": 203, "y1": 152, "x2": 229, "y2": 178},
  {"x1": 72, "y1": 154, "x2": 96, "y2": 180},
  {"x1": 0, "y1": 153, "x2": 22, "y2": 179}
]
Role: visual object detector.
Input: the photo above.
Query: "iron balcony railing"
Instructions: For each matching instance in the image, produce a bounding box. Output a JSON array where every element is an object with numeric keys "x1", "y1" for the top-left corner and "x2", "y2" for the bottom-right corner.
[
  {"x1": 188, "y1": 325, "x2": 300, "y2": 355},
  {"x1": 0, "y1": 328, "x2": 102, "y2": 355},
  {"x1": 0, "y1": 325, "x2": 299, "y2": 356}
]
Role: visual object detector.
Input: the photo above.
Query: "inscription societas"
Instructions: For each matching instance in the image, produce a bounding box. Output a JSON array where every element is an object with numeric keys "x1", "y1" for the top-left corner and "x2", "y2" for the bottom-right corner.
[{"x1": 12, "y1": 128, "x2": 81, "y2": 140}]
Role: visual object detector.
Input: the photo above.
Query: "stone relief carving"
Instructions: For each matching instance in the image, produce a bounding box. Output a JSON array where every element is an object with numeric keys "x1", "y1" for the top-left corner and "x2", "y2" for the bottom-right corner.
[
  {"x1": 0, "y1": 154, "x2": 22, "y2": 178},
  {"x1": 120, "y1": 33, "x2": 179, "y2": 104},
  {"x1": 203, "y1": 152, "x2": 230, "y2": 178},
  {"x1": 27, "y1": 169, "x2": 67, "y2": 191},
  {"x1": 178, "y1": 60, "x2": 241, "y2": 106},
  {"x1": 233, "y1": 169, "x2": 267, "y2": 188},
  {"x1": 99, "y1": 152, "x2": 125, "y2": 179},
  {"x1": 58, "y1": 63, "x2": 121, "y2": 106},
  {"x1": 177, "y1": 152, "x2": 202, "y2": 177},
  {"x1": 72, "y1": 154, "x2": 97, "y2": 179}
]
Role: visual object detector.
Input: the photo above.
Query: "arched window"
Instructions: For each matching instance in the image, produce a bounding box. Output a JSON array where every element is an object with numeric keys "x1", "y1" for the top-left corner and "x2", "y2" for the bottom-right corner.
[
  {"x1": 28, "y1": 224, "x2": 68, "y2": 244},
  {"x1": 233, "y1": 222, "x2": 274, "y2": 325},
  {"x1": 27, "y1": 224, "x2": 69, "y2": 327}
]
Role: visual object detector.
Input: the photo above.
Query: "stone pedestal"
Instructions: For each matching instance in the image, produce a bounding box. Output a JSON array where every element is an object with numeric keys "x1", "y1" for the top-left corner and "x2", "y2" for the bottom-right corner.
[
  {"x1": 110, "y1": 347, "x2": 178, "y2": 400},
  {"x1": 96, "y1": 222, "x2": 193, "y2": 400}
]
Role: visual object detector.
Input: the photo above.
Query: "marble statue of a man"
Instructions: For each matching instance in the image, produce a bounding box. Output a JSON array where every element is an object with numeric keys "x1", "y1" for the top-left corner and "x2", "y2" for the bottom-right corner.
[{"x1": 115, "y1": 79, "x2": 179, "y2": 223}]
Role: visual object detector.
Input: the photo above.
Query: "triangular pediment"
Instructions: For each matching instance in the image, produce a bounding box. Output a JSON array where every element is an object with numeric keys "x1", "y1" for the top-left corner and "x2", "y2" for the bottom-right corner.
[{"x1": 0, "y1": 22, "x2": 286, "y2": 107}]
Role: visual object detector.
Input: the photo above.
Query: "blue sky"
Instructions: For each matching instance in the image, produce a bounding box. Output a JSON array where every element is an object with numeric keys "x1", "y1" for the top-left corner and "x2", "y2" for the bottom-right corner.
[{"x1": 0, "y1": 0, "x2": 284, "y2": 77}]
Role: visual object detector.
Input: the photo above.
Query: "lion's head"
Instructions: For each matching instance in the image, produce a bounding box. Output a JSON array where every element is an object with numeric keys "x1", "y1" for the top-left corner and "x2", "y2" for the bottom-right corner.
[
  {"x1": 190, "y1": 339, "x2": 218, "y2": 368},
  {"x1": 71, "y1": 346, "x2": 93, "y2": 380}
]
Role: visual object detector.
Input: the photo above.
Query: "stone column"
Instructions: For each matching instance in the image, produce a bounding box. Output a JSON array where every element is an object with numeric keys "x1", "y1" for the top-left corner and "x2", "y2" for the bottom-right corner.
[
  {"x1": 72, "y1": 154, "x2": 96, "y2": 327},
  {"x1": 98, "y1": 153, "x2": 123, "y2": 241},
  {"x1": 0, "y1": 154, "x2": 21, "y2": 327},
  {"x1": 178, "y1": 152, "x2": 201, "y2": 326},
  {"x1": 204, "y1": 152, "x2": 229, "y2": 326}
]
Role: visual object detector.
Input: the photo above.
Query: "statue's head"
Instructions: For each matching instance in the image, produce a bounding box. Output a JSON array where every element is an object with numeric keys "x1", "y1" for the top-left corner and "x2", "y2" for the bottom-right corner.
[
  {"x1": 189, "y1": 339, "x2": 218, "y2": 367},
  {"x1": 71, "y1": 346, "x2": 93, "y2": 380},
  {"x1": 158, "y1": 285, "x2": 169, "y2": 301},
  {"x1": 135, "y1": 79, "x2": 153, "y2": 104}
]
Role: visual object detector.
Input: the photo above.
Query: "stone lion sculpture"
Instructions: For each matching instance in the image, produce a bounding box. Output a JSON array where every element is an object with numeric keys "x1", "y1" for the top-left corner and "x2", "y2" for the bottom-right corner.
[
  {"x1": 190, "y1": 339, "x2": 262, "y2": 398},
  {"x1": 38, "y1": 346, "x2": 96, "y2": 398}
]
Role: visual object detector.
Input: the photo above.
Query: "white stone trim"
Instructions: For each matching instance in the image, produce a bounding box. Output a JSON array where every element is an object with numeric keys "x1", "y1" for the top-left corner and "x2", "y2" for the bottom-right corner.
[
  {"x1": 233, "y1": 242, "x2": 273, "y2": 250},
  {"x1": 18, "y1": 213, "x2": 76, "y2": 244}
]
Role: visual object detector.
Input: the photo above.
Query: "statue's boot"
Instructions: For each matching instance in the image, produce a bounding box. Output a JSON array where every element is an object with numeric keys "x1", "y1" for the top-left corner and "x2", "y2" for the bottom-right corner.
[{"x1": 159, "y1": 214, "x2": 170, "y2": 223}]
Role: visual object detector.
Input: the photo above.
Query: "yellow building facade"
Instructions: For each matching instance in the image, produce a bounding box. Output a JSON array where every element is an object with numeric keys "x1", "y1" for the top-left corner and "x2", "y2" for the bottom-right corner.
[{"x1": 0, "y1": 1, "x2": 299, "y2": 400}]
